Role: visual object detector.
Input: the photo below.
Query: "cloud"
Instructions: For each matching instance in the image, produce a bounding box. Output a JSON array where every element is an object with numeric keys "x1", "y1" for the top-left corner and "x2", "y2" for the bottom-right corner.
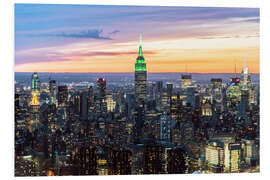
[
  {"x1": 30, "y1": 29, "x2": 114, "y2": 40},
  {"x1": 108, "y1": 30, "x2": 120, "y2": 35},
  {"x1": 243, "y1": 18, "x2": 260, "y2": 23},
  {"x1": 55, "y1": 29, "x2": 111, "y2": 39}
]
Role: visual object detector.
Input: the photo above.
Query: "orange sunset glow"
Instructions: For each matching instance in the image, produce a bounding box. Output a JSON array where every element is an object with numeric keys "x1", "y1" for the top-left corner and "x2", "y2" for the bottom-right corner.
[{"x1": 15, "y1": 5, "x2": 260, "y2": 73}]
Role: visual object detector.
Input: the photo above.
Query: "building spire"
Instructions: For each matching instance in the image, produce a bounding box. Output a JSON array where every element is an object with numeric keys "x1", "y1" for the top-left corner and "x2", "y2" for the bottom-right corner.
[
  {"x1": 140, "y1": 33, "x2": 142, "y2": 45},
  {"x1": 243, "y1": 55, "x2": 248, "y2": 74},
  {"x1": 234, "y1": 63, "x2": 237, "y2": 77},
  {"x1": 139, "y1": 33, "x2": 143, "y2": 57},
  {"x1": 244, "y1": 55, "x2": 246, "y2": 68}
]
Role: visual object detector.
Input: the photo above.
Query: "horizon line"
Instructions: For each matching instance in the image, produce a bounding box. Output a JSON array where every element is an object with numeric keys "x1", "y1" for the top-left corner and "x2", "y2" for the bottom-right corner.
[{"x1": 14, "y1": 71, "x2": 260, "y2": 74}]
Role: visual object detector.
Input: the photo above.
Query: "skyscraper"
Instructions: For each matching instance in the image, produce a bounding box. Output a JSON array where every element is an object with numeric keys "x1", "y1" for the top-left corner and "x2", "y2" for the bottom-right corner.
[
  {"x1": 160, "y1": 113, "x2": 171, "y2": 142},
  {"x1": 181, "y1": 74, "x2": 192, "y2": 106},
  {"x1": 166, "y1": 83, "x2": 173, "y2": 100},
  {"x1": 80, "y1": 91, "x2": 88, "y2": 121},
  {"x1": 58, "y1": 85, "x2": 68, "y2": 107},
  {"x1": 181, "y1": 74, "x2": 192, "y2": 90},
  {"x1": 49, "y1": 80, "x2": 57, "y2": 105},
  {"x1": 96, "y1": 78, "x2": 107, "y2": 114},
  {"x1": 211, "y1": 78, "x2": 223, "y2": 112},
  {"x1": 135, "y1": 34, "x2": 147, "y2": 105},
  {"x1": 240, "y1": 56, "x2": 251, "y2": 90},
  {"x1": 31, "y1": 72, "x2": 40, "y2": 97},
  {"x1": 87, "y1": 85, "x2": 95, "y2": 118},
  {"x1": 29, "y1": 92, "x2": 40, "y2": 131}
]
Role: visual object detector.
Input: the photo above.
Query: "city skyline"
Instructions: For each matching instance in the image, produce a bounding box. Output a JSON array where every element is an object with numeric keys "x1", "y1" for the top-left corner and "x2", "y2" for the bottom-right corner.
[{"x1": 15, "y1": 4, "x2": 260, "y2": 73}]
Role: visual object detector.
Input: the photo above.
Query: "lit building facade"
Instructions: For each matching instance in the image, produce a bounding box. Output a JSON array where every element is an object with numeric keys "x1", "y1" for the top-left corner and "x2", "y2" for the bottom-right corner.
[
  {"x1": 96, "y1": 78, "x2": 107, "y2": 115},
  {"x1": 29, "y1": 93, "x2": 40, "y2": 132},
  {"x1": 160, "y1": 113, "x2": 171, "y2": 142},
  {"x1": 211, "y1": 78, "x2": 223, "y2": 112},
  {"x1": 58, "y1": 85, "x2": 68, "y2": 107},
  {"x1": 49, "y1": 80, "x2": 57, "y2": 105},
  {"x1": 135, "y1": 34, "x2": 147, "y2": 105},
  {"x1": 31, "y1": 72, "x2": 40, "y2": 98},
  {"x1": 205, "y1": 141, "x2": 224, "y2": 172},
  {"x1": 224, "y1": 143, "x2": 241, "y2": 173}
]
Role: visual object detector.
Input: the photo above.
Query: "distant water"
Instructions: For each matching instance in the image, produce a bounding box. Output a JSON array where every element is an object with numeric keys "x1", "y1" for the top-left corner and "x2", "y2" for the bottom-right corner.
[{"x1": 15, "y1": 72, "x2": 260, "y2": 85}]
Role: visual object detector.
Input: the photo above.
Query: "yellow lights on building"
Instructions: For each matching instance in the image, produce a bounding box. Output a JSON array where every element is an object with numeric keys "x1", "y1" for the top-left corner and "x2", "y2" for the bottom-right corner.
[
  {"x1": 98, "y1": 168, "x2": 108, "y2": 175},
  {"x1": 230, "y1": 149, "x2": 239, "y2": 172},
  {"x1": 224, "y1": 143, "x2": 241, "y2": 173},
  {"x1": 205, "y1": 142, "x2": 224, "y2": 172},
  {"x1": 97, "y1": 158, "x2": 108, "y2": 175},
  {"x1": 30, "y1": 93, "x2": 40, "y2": 106},
  {"x1": 201, "y1": 101, "x2": 212, "y2": 116},
  {"x1": 106, "y1": 94, "x2": 116, "y2": 112},
  {"x1": 97, "y1": 159, "x2": 107, "y2": 165}
]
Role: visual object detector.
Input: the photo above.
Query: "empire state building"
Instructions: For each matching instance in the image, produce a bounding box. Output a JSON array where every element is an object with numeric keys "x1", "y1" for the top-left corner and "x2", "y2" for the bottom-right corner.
[{"x1": 135, "y1": 34, "x2": 147, "y2": 105}]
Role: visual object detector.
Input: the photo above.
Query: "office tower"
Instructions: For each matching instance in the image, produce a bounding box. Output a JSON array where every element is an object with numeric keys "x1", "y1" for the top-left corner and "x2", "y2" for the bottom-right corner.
[
  {"x1": 239, "y1": 57, "x2": 251, "y2": 122},
  {"x1": 80, "y1": 91, "x2": 88, "y2": 121},
  {"x1": 224, "y1": 143, "x2": 241, "y2": 173},
  {"x1": 186, "y1": 87, "x2": 195, "y2": 108},
  {"x1": 97, "y1": 78, "x2": 106, "y2": 99},
  {"x1": 181, "y1": 74, "x2": 192, "y2": 90},
  {"x1": 205, "y1": 141, "x2": 224, "y2": 173},
  {"x1": 226, "y1": 77, "x2": 241, "y2": 105},
  {"x1": 143, "y1": 142, "x2": 165, "y2": 174},
  {"x1": 74, "y1": 145, "x2": 98, "y2": 175},
  {"x1": 167, "y1": 147, "x2": 188, "y2": 174},
  {"x1": 160, "y1": 113, "x2": 171, "y2": 142},
  {"x1": 239, "y1": 89, "x2": 249, "y2": 121},
  {"x1": 31, "y1": 72, "x2": 40, "y2": 97},
  {"x1": 29, "y1": 93, "x2": 40, "y2": 131},
  {"x1": 15, "y1": 93, "x2": 20, "y2": 119},
  {"x1": 49, "y1": 80, "x2": 57, "y2": 105},
  {"x1": 249, "y1": 87, "x2": 257, "y2": 106},
  {"x1": 201, "y1": 99, "x2": 212, "y2": 117},
  {"x1": 242, "y1": 139, "x2": 259, "y2": 166},
  {"x1": 96, "y1": 78, "x2": 107, "y2": 114},
  {"x1": 211, "y1": 78, "x2": 223, "y2": 112},
  {"x1": 108, "y1": 148, "x2": 132, "y2": 175},
  {"x1": 134, "y1": 104, "x2": 145, "y2": 141},
  {"x1": 15, "y1": 93, "x2": 20, "y2": 109},
  {"x1": 181, "y1": 74, "x2": 192, "y2": 106},
  {"x1": 156, "y1": 81, "x2": 163, "y2": 94},
  {"x1": 97, "y1": 148, "x2": 109, "y2": 175},
  {"x1": 125, "y1": 93, "x2": 136, "y2": 118},
  {"x1": 58, "y1": 85, "x2": 68, "y2": 106},
  {"x1": 240, "y1": 56, "x2": 251, "y2": 90},
  {"x1": 161, "y1": 92, "x2": 170, "y2": 113},
  {"x1": 166, "y1": 83, "x2": 173, "y2": 100},
  {"x1": 106, "y1": 94, "x2": 116, "y2": 112},
  {"x1": 170, "y1": 93, "x2": 182, "y2": 123},
  {"x1": 87, "y1": 85, "x2": 95, "y2": 119},
  {"x1": 135, "y1": 34, "x2": 147, "y2": 105}
]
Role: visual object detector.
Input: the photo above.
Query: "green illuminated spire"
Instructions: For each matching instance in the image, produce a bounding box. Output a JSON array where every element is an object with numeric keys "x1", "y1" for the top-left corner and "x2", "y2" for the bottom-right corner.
[
  {"x1": 139, "y1": 33, "x2": 143, "y2": 56},
  {"x1": 135, "y1": 33, "x2": 146, "y2": 72}
]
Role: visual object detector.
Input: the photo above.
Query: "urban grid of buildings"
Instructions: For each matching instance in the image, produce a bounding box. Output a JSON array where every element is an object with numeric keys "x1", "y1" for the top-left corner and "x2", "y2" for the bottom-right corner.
[{"x1": 14, "y1": 35, "x2": 260, "y2": 176}]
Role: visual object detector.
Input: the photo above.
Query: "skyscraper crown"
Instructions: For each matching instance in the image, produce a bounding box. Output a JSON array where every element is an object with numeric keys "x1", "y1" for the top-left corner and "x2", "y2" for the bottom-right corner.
[
  {"x1": 30, "y1": 92, "x2": 40, "y2": 105},
  {"x1": 135, "y1": 33, "x2": 146, "y2": 72}
]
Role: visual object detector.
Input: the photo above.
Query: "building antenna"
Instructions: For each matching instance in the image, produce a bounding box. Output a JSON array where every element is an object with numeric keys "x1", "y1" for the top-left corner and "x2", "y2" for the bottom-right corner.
[
  {"x1": 234, "y1": 59, "x2": 237, "y2": 77},
  {"x1": 140, "y1": 33, "x2": 142, "y2": 46},
  {"x1": 185, "y1": 64, "x2": 188, "y2": 74},
  {"x1": 244, "y1": 55, "x2": 246, "y2": 68}
]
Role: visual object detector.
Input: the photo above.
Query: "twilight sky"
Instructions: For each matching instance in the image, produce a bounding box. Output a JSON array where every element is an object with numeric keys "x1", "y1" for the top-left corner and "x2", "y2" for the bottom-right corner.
[{"x1": 15, "y1": 4, "x2": 260, "y2": 73}]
